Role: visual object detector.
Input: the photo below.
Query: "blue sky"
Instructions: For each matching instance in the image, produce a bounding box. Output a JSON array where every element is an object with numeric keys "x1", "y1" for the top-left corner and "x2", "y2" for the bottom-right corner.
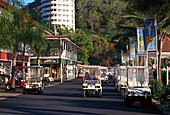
[{"x1": 24, "y1": 0, "x2": 35, "y2": 5}]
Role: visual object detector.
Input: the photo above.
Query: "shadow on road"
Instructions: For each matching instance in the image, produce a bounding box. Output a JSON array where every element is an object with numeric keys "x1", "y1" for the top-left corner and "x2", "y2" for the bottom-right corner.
[{"x1": 0, "y1": 78, "x2": 161, "y2": 115}]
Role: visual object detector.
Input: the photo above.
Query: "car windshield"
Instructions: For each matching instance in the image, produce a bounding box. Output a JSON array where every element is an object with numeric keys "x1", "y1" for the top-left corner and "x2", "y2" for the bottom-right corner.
[
  {"x1": 101, "y1": 69, "x2": 107, "y2": 73},
  {"x1": 84, "y1": 79, "x2": 99, "y2": 84},
  {"x1": 83, "y1": 67, "x2": 101, "y2": 80},
  {"x1": 127, "y1": 67, "x2": 149, "y2": 88},
  {"x1": 120, "y1": 68, "x2": 127, "y2": 83}
]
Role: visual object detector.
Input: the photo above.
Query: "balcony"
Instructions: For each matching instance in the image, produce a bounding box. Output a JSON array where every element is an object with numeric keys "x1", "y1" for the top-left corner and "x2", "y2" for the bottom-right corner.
[
  {"x1": 41, "y1": 11, "x2": 55, "y2": 17},
  {"x1": 51, "y1": 1, "x2": 74, "y2": 5},
  {"x1": 43, "y1": 17, "x2": 52, "y2": 21},
  {"x1": 41, "y1": 1, "x2": 52, "y2": 8},
  {"x1": 41, "y1": 0, "x2": 51, "y2": 3},
  {"x1": 41, "y1": 6, "x2": 56, "y2": 12},
  {"x1": 51, "y1": 16, "x2": 73, "y2": 20},
  {"x1": 51, "y1": 21, "x2": 73, "y2": 26},
  {"x1": 61, "y1": 50, "x2": 77, "y2": 61}
]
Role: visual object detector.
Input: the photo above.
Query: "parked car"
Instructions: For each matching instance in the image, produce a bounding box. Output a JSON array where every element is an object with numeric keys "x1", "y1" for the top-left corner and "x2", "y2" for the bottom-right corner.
[
  {"x1": 117, "y1": 66, "x2": 127, "y2": 97},
  {"x1": 101, "y1": 67, "x2": 109, "y2": 84},
  {"x1": 23, "y1": 66, "x2": 45, "y2": 94},
  {"x1": 5, "y1": 67, "x2": 25, "y2": 90},
  {"x1": 124, "y1": 66, "x2": 151, "y2": 106}
]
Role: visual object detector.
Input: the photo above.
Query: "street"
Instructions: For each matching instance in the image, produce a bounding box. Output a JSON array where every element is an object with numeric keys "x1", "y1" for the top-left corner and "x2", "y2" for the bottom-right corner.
[{"x1": 0, "y1": 78, "x2": 161, "y2": 115}]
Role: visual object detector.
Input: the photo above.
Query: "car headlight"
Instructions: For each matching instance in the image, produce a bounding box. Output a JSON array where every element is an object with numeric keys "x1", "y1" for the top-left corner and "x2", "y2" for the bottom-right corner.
[
  {"x1": 144, "y1": 91, "x2": 150, "y2": 95},
  {"x1": 83, "y1": 86, "x2": 88, "y2": 88},
  {"x1": 95, "y1": 86, "x2": 100, "y2": 88}
]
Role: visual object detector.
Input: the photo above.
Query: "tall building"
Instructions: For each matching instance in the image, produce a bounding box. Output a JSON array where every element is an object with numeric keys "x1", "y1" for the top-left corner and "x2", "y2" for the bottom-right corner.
[{"x1": 41, "y1": 0, "x2": 75, "y2": 30}]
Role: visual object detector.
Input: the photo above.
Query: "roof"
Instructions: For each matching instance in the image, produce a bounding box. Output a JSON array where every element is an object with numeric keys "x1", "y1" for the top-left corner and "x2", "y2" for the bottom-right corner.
[
  {"x1": 162, "y1": 36, "x2": 170, "y2": 52},
  {"x1": 0, "y1": 0, "x2": 7, "y2": 7},
  {"x1": 45, "y1": 35, "x2": 80, "y2": 49}
]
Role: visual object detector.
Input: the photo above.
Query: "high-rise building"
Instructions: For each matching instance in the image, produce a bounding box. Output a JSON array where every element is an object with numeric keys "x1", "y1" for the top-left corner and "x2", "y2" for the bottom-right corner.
[{"x1": 41, "y1": 0, "x2": 75, "y2": 30}]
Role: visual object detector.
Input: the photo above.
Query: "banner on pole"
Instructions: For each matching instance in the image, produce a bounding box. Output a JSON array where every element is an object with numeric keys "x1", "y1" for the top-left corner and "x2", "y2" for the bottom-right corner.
[
  {"x1": 143, "y1": 19, "x2": 156, "y2": 51},
  {"x1": 121, "y1": 50, "x2": 125, "y2": 63},
  {"x1": 129, "y1": 39, "x2": 136, "y2": 59},
  {"x1": 136, "y1": 27, "x2": 146, "y2": 54}
]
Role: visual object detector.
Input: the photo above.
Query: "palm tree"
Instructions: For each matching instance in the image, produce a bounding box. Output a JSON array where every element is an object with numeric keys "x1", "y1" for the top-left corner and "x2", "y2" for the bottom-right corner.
[
  {"x1": 31, "y1": 26, "x2": 48, "y2": 66},
  {"x1": 122, "y1": 0, "x2": 170, "y2": 81},
  {"x1": 0, "y1": 0, "x2": 25, "y2": 90}
]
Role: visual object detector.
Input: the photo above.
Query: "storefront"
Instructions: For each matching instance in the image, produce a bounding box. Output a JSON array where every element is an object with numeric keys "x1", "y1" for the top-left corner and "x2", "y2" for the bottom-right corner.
[
  {"x1": 30, "y1": 36, "x2": 80, "y2": 82},
  {"x1": 0, "y1": 50, "x2": 30, "y2": 76}
]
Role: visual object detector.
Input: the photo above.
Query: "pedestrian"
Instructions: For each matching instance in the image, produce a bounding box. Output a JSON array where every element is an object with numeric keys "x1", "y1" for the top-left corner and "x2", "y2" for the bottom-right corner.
[{"x1": 83, "y1": 72, "x2": 91, "y2": 81}]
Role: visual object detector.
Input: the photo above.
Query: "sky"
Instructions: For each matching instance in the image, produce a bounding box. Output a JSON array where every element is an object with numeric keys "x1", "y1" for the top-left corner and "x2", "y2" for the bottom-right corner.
[{"x1": 24, "y1": 0, "x2": 35, "y2": 5}]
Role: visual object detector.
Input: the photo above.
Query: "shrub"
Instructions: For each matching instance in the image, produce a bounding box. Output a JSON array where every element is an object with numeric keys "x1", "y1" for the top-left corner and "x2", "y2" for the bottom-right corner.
[
  {"x1": 153, "y1": 70, "x2": 170, "y2": 85},
  {"x1": 150, "y1": 79, "x2": 170, "y2": 108}
]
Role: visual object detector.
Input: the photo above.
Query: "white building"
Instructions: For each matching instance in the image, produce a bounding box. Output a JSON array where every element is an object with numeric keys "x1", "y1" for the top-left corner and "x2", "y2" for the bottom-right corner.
[
  {"x1": 41, "y1": 0, "x2": 75, "y2": 30},
  {"x1": 30, "y1": 36, "x2": 80, "y2": 82}
]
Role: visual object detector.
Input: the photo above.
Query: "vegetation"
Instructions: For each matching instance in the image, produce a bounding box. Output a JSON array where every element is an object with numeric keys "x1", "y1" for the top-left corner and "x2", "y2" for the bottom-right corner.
[
  {"x1": 0, "y1": 0, "x2": 169, "y2": 88},
  {"x1": 150, "y1": 80, "x2": 170, "y2": 108}
]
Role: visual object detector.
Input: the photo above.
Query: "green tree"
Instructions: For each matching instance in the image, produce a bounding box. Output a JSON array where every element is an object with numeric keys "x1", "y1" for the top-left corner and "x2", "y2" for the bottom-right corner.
[
  {"x1": 31, "y1": 26, "x2": 48, "y2": 66},
  {"x1": 123, "y1": 0, "x2": 170, "y2": 81},
  {"x1": 71, "y1": 29, "x2": 94, "y2": 64}
]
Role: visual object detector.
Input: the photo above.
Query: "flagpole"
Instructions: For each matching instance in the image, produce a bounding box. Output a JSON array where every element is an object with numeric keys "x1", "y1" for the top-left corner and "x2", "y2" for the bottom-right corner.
[{"x1": 155, "y1": 14, "x2": 159, "y2": 80}]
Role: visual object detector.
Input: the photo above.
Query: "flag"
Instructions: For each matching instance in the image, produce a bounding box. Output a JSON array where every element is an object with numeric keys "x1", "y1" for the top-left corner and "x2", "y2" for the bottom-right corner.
[
  {"x1": 136, "y1": 27, "x2": 146, "y2": 54},
  {"x1": 143, "y1": 19, "x2": 156, "y2": 51},
  {"x1": 121, "y1": 50, "x2": 125, "y2": 63},
  {"x1": 123, "y1": 52, "x2": 127, "y2": 62},
  {"x1": 129, "y1": 39, "x2": 136, "y2": 58}
]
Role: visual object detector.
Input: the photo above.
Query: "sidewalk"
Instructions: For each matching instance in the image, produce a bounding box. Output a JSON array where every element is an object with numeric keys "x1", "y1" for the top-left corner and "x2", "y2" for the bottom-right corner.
[
  {"x1": 0, "y1": 85, "x2": 22, "y2": 100},
  {"x1": 0, "y1": 81, "x2": 61, "y2": 101},
  {"x1": 152, "y1": 99, "x2": 170, "y2": 115}
]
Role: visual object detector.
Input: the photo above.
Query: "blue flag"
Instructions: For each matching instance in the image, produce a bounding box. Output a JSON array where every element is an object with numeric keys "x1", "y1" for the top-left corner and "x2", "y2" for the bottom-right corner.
[
  {"x1": 121, "y1": 50, "x2": 125, "y2": 63},
  {"x1": 143, "y1": 19, "x2": 156, "y2": 51},
  {"x1": 129, "y1": 39, "x2": 136, "y2": 59},
  {"x1": 136, "y1": 27, "x2": 146, "y2": 54}
]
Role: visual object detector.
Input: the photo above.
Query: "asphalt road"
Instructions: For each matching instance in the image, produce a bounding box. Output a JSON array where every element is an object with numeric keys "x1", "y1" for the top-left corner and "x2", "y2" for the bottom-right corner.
[{"x1": 0, "y1": 78, "x2": 161, "y2": 115}]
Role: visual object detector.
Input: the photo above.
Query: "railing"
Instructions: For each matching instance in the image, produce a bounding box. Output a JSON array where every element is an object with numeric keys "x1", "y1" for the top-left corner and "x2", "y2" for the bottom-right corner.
[
  {"x1": 61, "y1": 50, "x2": 77, "y2": 60},
  {"x1": 41, "y1": 1, "x2": 51, "y2": 8}
]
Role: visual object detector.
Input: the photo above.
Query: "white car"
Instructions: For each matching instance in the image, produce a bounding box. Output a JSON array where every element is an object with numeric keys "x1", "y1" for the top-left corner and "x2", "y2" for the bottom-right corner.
[
  {"x1": 82, "y1": 79, "x2": 102, "y2": 97},
  {"x1": 101, "y1": 67, "x2": 109, "y2": 84},
  {"x1": 116, "y1": 66, "x2": 127, "y2": 97},
  {"x1": 124, "y1": 66, "x2": 151, "y2": 106},
  {"x1": 100, "y1": 74, "x2": 108, "y2": 84},
  {"x1": 23, "y1": 77, "x2": 44, "y2": 94},
  {"x1": 23, "y1": 66, "x2": 45, "y2": 94},
  {"x1": 81, "y1": 65, "x2": 102, "y2": 97}
]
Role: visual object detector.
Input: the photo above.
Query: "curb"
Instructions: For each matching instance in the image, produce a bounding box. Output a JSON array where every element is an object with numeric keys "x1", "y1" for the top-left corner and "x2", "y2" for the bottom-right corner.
[
  {"x1": 0, "y1": 93, "x2": 22, "y2": 100},
  {"x1": 152, "y1": 98, "x2": 170, "y2": 115},
  {"x1": 45, "y1": 82, "x2": 61, "y2": 88},
  {"x1": 0, "y1": 82, "x2": 62, "y2": 101}
]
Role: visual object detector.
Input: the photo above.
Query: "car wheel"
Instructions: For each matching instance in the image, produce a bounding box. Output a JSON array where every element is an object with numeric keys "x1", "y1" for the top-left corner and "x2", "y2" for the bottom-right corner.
[
  {"x1": 23, "y1": 88, "x2": 27, "y2": 94},
  {"x1": 83, "y1": 90, "x2": 86, "y2": 98},
  {"x1": 42, "y1": 88, "x2": 44, "y2": 93},
  {"x1": 121, "y1": 89, "x2": 125, "y2": 97},
  {"x1": 125, "y1": 96, "x2": 132, "y2": 107},
  {"x1": 118, "y1": 90, "x2": 121, "y2": 96},
  {"x1": 6, "y1": 85, "x2": 11, "y2": 90},
  {"x1": 98, "y1": 90, "x2": 102, "y2": 97},
  {"x1": 38, "y1": 88, "x2": 42, "y2": 94}
]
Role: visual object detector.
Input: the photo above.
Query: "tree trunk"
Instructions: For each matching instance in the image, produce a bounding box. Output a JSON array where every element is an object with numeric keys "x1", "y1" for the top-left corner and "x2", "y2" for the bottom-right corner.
[
  {"x1": 158, "y1": 33, "x2": 163, "y2": 82},
  {"x1": 22, "y1": 44, "x2": 25, "y2": 80},
  {"x1": 37, "y1": 55, "x2": 40, "y2": 66},
  {"x1": 11, "y1": 51, "x2": 17, "y2": 90}
]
